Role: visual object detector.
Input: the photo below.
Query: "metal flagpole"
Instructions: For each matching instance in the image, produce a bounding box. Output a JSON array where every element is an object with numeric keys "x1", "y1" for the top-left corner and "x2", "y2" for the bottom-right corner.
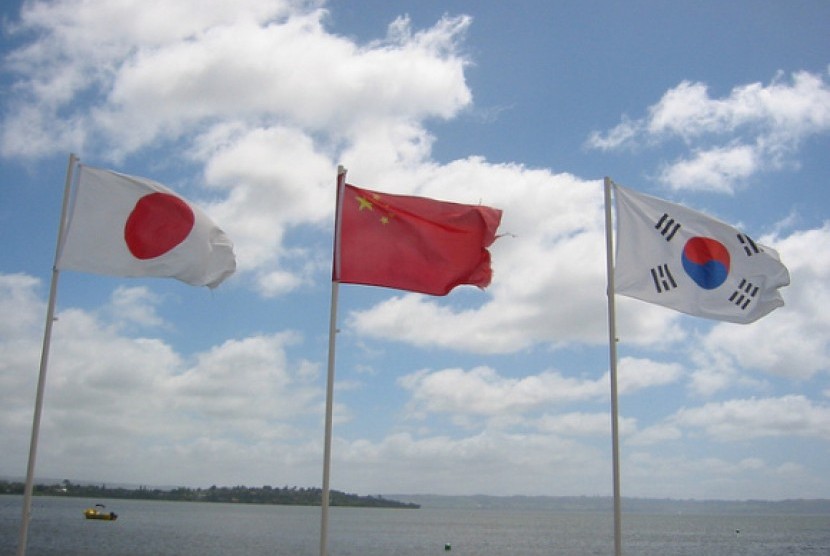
[
  {"x1": 603, "y1": 177, "x2": 623, "y2": 556},
  {"x1": 320, "y1": 166, "x2": 347, "y2": 556},
  {"x1": 17, "y1": 153, "x2": 78, "y2": 556}
]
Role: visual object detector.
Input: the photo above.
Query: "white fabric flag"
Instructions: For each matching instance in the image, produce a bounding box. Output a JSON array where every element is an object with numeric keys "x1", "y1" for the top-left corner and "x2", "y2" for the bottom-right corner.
[
  {"x1": 613, "y1": 182, "x2": 789, "y2": 323},
  {"x1": 57, "y1": 165, "x2": 236, "y2": 288}
]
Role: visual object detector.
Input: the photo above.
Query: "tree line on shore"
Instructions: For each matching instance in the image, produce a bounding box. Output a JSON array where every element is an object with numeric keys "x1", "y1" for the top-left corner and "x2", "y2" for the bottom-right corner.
[{"x1": 0, "y1": 479, "x2": 419, "y2": 509}]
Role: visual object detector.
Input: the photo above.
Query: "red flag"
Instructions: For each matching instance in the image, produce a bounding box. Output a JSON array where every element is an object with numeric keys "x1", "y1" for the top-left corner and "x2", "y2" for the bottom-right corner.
[{"x1": 334, "y1": 183, "x2": 502, "y2": 295}]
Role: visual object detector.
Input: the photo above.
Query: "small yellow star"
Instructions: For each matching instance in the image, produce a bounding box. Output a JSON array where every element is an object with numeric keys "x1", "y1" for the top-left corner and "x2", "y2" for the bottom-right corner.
[{"x1": 380, "y1": 215, "x2": 390, "y2": 224}]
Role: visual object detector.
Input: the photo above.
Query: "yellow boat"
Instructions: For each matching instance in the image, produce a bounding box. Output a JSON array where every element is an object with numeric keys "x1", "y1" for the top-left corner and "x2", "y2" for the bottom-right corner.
[{"x1": 83, "y1": 504, "x2": 118, "y2": 521}]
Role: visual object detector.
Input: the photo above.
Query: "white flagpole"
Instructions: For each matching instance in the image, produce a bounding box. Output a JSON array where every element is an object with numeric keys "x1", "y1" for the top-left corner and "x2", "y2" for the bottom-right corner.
[
  {"x1": 17, "y1": 153, "x2": 78, "y2": 556},
  {"x1": 603, "y1": 177, "x2": 623, "y2": 556},
  {"x1": 320, "y1": 166, "x2": 347, "y2": 556}
]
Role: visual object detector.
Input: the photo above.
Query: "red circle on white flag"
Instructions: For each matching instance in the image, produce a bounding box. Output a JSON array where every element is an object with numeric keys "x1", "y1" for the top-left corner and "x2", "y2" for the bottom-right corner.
[{"x1": 124, "y1": 193, "x2": 195, "y2": 259}]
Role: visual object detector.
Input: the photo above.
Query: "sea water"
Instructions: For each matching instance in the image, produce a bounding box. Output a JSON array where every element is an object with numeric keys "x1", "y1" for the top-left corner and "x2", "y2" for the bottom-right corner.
[{"x1": 1, "y1": 495, "x2": 829, "y2": 555}]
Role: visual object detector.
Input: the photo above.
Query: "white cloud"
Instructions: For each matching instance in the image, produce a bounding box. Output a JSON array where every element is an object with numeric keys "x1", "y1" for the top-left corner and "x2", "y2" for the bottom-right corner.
[
  {"x1": 584, "y1": 115, "x2": 640, "y2": 151},
  {"x1": 170, "y1": 331, "x2": 318, "y2": 438},
  {"x1": 628, "y1": 423, "x2": 682, "y2": 446},
  {"x1": 617, "y1": 356, "x2": 683, "y2": 394},
  {"x1": 192, "y1": 124, "x2": 334, "y2": 292},
  {"x1": 105, "y1": 285, "x2": 166, "y2": 328},
  {"x1": 687, "y1": 363, "x2": 743, "y2": 398},
  {"x1": 587, "y1": 70, "x2": 830, "y2": 192},
  {"x1": 620, "y1": 450, "x2": 812, "y2": 499},
  {"x1": 672, "y1": 395, "x2": 830, "y2": 442},
  {"x1": 2, "y1": 4, "x2": 472, "y2": 161},
  {"x1": 0, "y1": 274, "x2": 47, "y2": 445},
  {"x1": 657, "y1": 143, "x2": 759, "y2": 193},
  {"x1": 334, "y1": 430, "x2": 608, "y2": 496},
  {"x1": 691, "y1": 224, "x2": 830, "y2": 389},
  {"x1": 393, "y1": 358, "x2": 682, "y2": 430},
  {"x1": 0, "y1": 273, "x2": 43, "y2": 337},
  {"x1": 399, "y1": 366, "x2": 607, "y2": 418},
  {"x1": 0, "y1": 272, "x2": 323, "y2": 485},
  {"x1": 2, "y1": 0, "x2": 306, "y2": 157}
]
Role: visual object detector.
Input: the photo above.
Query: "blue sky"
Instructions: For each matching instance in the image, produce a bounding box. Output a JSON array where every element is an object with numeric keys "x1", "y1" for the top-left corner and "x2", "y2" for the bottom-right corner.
[{"x1": 1, "y1": 0, "x2": 829, "y2": 501}]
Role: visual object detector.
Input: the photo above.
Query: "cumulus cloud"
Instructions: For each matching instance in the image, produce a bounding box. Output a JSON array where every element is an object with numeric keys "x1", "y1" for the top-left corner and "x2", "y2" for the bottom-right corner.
[
  {"x1": 628, "y1": 423, "x2": 682, "y2": 446},
  {"x1": 399, "y1": 366, "x2": 607, "y2": 418},
  {"x1": 630, "y1": 394, "x2": 830, "y2": 447},
  {"x1": 104, "y1": 285, "x2": 166, "y2": 328},
  {"x1": 334, "y1": 430, "x2": 608, "y2": 496},
  {"x1": 397, "y1": 357, "x2": 683, "y2": 424},
  {"x1": 672, "y1": 395, "x2": 830, "y2": 442},
  {"x1": 586, "y1": 70, "x2": 830, "y2": 192},
  {"x1": 3, "y1": 0, "x2": 305, "y2": 156},
  {"x1": 687, "y1": 224, "x2": 830, "y2": 393},
  {"x1": 536, "y1": 411, "x2": 636, "y2": 437},
  {"x1": 0, "y1": 272, "x2": 322, "y2": 485},
  {"x1": 1, "y1": 271, "x2": 625, "y2": 494},
  {"x1": 3, "y1": 2, "x2": 471, "y2": 159},
  {"x1": 657, "y1": 143, "x2": 759, "y2": 193},
  {"x1": 2, "y1": 1, "x2": 477, "y2": 298},
  {"x1": 622, "y1": 450, "x2": 811, "y2": 500},
  {"x1": 617, "y1": 356, "x2": 683, "y2": 394},
  {"x1": 0, "y1": 274, "x2": 47, "y2": 438}
]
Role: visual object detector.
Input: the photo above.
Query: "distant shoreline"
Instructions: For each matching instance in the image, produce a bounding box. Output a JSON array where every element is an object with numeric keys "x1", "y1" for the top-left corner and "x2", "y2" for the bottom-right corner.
[
  {"x1": 388, "y1": 494, "x2": 830, "y2": 514},
  {"x1": 3, "y1": 479, "x2": 829, "y2": 515},
  {"x1": 0, "y1": 480, "x2": 419, "y2": 509}
]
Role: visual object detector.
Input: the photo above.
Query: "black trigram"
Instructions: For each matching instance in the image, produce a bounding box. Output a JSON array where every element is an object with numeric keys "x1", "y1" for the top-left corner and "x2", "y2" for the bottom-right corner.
[
  {"x1": 728, "y1": 278, "x2": 760, "y2": 310},
  {"x1": 737, "y1": 233, "x2": 763, "y2": 257},
  {"x1": 650, "y1": 264, "x2": 678, "y2": 293},
  {"x1": 654, "y1": 213, "x2": 681, "y2": 241}
]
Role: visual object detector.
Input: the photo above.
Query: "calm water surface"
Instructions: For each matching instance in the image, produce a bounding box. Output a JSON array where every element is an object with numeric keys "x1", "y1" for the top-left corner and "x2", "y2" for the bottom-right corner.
[{"x1": 1, "y1": 495, "x2": 828, "y2": 555}]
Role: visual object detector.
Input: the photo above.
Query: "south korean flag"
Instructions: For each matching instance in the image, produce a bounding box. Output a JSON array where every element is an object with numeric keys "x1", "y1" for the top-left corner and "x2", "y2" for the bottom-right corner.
[{"x1": 612, "y1": 182, "x2": 790, "y2": 324}]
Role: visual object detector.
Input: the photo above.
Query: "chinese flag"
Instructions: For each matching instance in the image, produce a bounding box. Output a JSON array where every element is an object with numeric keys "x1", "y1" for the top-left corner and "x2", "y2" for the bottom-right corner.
[{"x1": 334, "y1": 183, "x2": 502, "y2": 296}]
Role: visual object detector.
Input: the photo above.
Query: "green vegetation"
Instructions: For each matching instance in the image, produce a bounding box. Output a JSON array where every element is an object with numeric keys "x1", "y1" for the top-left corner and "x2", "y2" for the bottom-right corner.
[{"x1": 0, "y1": 480, "x2": 419, "y2": 509}]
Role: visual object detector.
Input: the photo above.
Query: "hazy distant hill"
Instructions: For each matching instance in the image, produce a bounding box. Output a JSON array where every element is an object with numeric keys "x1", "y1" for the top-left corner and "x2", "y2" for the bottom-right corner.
[
  {"x1": 4, "y1": 477, "x2": 827, "y2": 515},
  {"x1": 386, "y1": 494, "x2": 830, "y2": 515},
  {"x1": 0, "y1": 480, "x2": 418, "y2": 509}
]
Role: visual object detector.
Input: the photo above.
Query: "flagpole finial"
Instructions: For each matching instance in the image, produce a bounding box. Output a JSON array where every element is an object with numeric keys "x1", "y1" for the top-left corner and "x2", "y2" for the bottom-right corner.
[{"x1": 338, "y1": 165, "x2": 347, "y2": 176}]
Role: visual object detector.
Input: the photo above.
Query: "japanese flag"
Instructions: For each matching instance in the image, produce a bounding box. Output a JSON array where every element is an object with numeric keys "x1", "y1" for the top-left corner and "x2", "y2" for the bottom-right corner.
[
  {"x1": 613, "y1": 182, "x2": 789, "y2": 323},
  {"x1": 57, "y1": 165, "x2": 236, "y2": 288}
]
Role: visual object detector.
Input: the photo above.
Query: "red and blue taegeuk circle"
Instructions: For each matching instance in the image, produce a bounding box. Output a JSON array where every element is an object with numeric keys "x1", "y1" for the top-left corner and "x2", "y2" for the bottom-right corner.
[{"x1": 681, "y1": 237, "x2": 730, "y2": 289}]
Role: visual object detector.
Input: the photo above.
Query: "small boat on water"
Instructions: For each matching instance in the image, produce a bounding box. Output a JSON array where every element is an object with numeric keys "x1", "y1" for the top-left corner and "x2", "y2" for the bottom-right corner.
[{"x1": 83, "y1": 504, "x2": 118, "y2": 521}]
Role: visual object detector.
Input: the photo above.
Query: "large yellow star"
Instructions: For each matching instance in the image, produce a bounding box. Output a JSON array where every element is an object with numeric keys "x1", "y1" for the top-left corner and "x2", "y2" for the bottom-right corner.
[{"x1": 356, "y1": 195, "x2": 373, "y2": 211}]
